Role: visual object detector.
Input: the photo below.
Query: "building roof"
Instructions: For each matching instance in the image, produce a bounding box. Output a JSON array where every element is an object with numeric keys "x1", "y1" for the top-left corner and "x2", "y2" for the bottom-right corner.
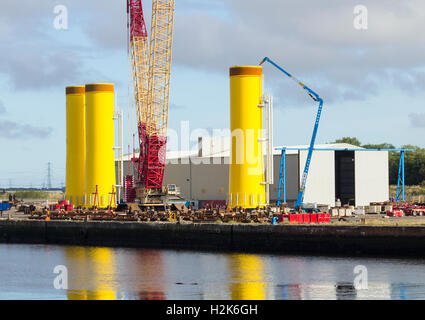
[{"x1": 116, "y1": 142, "x2": 365, "y2": 161}]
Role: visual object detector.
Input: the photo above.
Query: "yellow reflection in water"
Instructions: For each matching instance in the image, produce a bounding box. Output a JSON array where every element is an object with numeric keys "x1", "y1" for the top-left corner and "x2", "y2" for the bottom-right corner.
[
  {"x1": 229, "y1": 254, "x2": 266, "y2": 300},
  {"x1": 65, "y1": 247, "x2": 117, "y2": 300}
]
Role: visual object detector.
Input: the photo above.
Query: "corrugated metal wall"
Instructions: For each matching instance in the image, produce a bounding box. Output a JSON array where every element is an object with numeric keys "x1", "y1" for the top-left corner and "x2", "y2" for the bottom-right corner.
[
  {"x1": 355, "y1": 151, "x2": 389, "y2": 206},
  {"x1": 299, "y1": 150, "x2": 336, "y2": 207}
]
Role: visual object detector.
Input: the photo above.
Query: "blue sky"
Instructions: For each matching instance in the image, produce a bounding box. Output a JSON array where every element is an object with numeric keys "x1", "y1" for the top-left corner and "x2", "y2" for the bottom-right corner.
[{"x1": 0, "y1": 0, "x2": 424, "y2": 187}]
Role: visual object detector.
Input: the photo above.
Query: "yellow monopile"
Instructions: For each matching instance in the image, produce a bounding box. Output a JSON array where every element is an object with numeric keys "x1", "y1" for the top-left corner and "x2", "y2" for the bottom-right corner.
[
  {"x1": 229, "y1": 66, "x2": 266, "y2": 209},
  {"x1": 85, "y1": 84, "x2": 116, "y2": 208},
  {"x1": 66, "y1": 86, "x2": 86, "y2": 206}
]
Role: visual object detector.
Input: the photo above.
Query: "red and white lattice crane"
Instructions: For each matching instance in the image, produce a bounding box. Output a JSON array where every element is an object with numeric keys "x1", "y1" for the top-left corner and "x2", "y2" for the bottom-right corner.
[{"x1": 126, "y1": 0, "x2": 175, "y2": 202}]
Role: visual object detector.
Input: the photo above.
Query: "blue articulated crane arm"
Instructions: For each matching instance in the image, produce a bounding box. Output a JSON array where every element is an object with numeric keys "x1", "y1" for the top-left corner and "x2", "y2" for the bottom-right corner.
[{"x1": 260, "y1": 57, "x2": 324, "y2": 209}]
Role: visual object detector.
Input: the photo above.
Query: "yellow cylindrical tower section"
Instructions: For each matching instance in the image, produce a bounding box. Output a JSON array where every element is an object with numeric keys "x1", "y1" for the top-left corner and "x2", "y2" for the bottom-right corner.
[
  {"x1": 85, "y1": 84, "x2": 116, "y2": 208},
  {"x1": 66, "y1": 86, "x2": 86, "y2": 206},
  {"x1": 229, "y1": 66, "x2": 266, "y2": 209}
]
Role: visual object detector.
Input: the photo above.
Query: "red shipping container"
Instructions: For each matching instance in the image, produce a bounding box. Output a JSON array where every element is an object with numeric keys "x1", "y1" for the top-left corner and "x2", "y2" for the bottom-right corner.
[
  {"x1": 303, "y1": 214, "x2": 311, "y2": 224},
  {"x1": 318, "y1": 213, "x2": 325, "y2": 223},
  {"x1": 310, "y1": 214, "x2": 318, "y2": 223},
  {"x1": 65, "y1": 205, "x2": 74, "y2": 212},
  {"x1": 324, "y1": 213, "x2": 331, "y2": 223}
]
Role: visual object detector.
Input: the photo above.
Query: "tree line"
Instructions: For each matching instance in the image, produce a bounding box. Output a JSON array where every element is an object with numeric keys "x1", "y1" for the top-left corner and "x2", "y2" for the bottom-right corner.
[{"x1": 333, "y1": 137, "x2": 425, "y2": 186}]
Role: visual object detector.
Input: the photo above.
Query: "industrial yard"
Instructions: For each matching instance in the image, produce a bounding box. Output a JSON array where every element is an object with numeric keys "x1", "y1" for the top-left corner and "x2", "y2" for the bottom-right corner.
[
  {"x1": 4, "y1": 204, "x2": 425, "y2": 258},
  {"x1": 0, "y1": 0, "x2": 424, "y2": 240},
  {"x1": 2, "y1": 198, "x2": 425, "y2": 226},
  {"x1": 1, "y1": 0, "x2": 425, "y2": 304}
]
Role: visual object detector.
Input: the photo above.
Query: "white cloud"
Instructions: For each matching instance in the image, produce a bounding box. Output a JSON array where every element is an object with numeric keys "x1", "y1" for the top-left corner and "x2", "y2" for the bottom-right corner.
[
  {"x1": 170, "y1": 0, "x2": 425, "y2": 103},
  {"x1": 1, "y1": 0, "x2": 425, "y2": 103},
  {"x1": 0, "y1": 120, "x2": 53, "y2": 139},
  {"x1": 0, "y1": 101, "x2": 52, "y2": 139}
]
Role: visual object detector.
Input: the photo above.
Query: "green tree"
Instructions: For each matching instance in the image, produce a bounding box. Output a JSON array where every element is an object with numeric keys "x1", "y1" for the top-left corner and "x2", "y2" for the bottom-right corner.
[
  {"x1": 362, "y1": 143, "x2": 395, "y2": 150},
  {"x1": 400, "y1": 145, "x2": 425, "y2": 185},
  {"x1": 388, "y1": 152, "x2": 400, "y2": 185}
]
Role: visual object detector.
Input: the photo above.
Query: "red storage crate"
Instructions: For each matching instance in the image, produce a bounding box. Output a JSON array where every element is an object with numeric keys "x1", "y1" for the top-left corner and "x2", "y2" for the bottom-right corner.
[
  {"x1": 289, "y1": 214, "x2": 298, "y2": 223},
  {"x1": 303, "y1": 214, "x2": 311, "y2": 224},
  {"x1": 51, "y1": 204, "x2": 64, "y2": 211},
  {"x1": 297, "y1": 214, "x2": 304, "y2": 223},
  {"x1": 324, "y1": 213, "x2": 331, "y2": 223},
  {"x1": 65, "y1": 205, "x2": 74, "y2": 212},
  {"x1": 387, "y1": 210, "x2": 403, "y2": 217},
  {"x1": 310, "y1": 214, "x2": 318, "y2": 223},
  {"x1": 394, "y1": 210, "x2": 403, "y2": 217},
  {"x1": 318, "y1": 213, "x2": 325, "y2": 223}
]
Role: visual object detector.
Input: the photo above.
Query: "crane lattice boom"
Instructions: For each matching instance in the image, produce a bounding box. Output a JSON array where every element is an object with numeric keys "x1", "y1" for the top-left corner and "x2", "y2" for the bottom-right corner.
[
  {"x1": 147, "y1": 0, "x2": 175, "y2": 138},
  {"x1": 127, "y1": 0, "x2": 175, "y2": 194},
  {"x1": 128, "y1": 0, "x2": 149, "y2": 126}
]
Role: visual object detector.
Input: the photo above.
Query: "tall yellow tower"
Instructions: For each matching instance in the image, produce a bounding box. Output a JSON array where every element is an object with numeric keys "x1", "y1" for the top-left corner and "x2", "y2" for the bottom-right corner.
[
  {"x1": 65, "y1": 86, "x2": 86, "y2": 206},
  {"x1": 229, "y1": 66, "x2": 266, "y2": 209},
  {"x1": 85, "y1": 84, "x2": 116, "y2": 208}
]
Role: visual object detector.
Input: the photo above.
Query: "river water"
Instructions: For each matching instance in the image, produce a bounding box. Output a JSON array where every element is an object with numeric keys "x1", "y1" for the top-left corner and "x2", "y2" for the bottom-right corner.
[{"x1": 1, "y1": 243, "x2": 425, "y2": 300}]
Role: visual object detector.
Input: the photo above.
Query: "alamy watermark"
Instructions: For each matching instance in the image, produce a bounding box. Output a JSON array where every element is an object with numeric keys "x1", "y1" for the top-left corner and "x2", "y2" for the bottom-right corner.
[
  {"x1": 53, "y1": 265, "x2": 68, "y2": 290},
  {"x1": 354, "y1": 265, "x2": 368, "y2": 290},
  {"x1": 53, "y1": 5, "x2": 68, "y2": 30},
  {"x1": 163, "y1": 121, "x2": 267, "y2": 171},
  {"x1": 354, "y1": 5, "x2": 368, "y2": 30}
]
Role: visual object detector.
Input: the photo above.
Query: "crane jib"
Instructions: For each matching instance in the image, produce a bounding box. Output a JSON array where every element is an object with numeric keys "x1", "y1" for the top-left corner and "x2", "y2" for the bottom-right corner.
[
  {"x1": 260, "y1": 57, "x2": 324, "y2": 209},
  {"x1": 128, "y1": 0, "x2": 175, "y2": 192}
]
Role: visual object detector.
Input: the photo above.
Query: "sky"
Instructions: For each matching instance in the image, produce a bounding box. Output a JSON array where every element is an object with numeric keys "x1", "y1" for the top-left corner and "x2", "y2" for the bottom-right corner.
[{"x1": 0, "y1": 0, "x2": 424, "y2": 187}]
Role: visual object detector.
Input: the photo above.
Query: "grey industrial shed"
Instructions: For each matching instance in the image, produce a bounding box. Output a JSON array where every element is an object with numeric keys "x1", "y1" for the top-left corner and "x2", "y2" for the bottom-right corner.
[{"x1": 116, "y1": 138, "x2": 389, "y2": 207}]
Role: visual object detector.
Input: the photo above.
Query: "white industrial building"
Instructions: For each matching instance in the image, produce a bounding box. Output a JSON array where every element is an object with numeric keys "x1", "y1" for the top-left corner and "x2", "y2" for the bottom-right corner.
[{"x1": 117, "y1": 137, "x2": 389, "y2": 208}]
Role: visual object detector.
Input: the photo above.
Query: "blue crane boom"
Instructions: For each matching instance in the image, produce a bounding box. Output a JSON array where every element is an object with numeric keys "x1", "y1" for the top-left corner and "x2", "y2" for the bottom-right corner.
[{"x1": 259, "y1": 57, "x2": 324, "y2": 209}]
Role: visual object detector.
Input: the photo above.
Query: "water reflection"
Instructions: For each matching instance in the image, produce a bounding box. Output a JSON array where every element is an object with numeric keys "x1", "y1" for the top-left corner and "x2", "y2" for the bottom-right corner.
[
  {"x1": 64, "y1": 247, "x2": 169, "y2": 300},
  {"x1": 391, "y1": 284, "x2": 407, "y2": 300},
  {"x1": 4, "y1": 244, "x2": 425, "y2": 300},
  {"x1": 276, "y1": 284, "x2": 302, "y2": 300},
  {"x1": 61, "y1": 248, "x2": 425, "y2": 300},
  {"x1": 229, "y1": 254, "x2": 267, "y2": 300},
  {"x1": 65, "y1": 247, "x2": 117, "y2": 300},
  {"x1": 135, "y1": 250, "x2": 166, "y2": 300},
  {"x1": 335, "y1": 282, "x2": 357, "y2": 300}
]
